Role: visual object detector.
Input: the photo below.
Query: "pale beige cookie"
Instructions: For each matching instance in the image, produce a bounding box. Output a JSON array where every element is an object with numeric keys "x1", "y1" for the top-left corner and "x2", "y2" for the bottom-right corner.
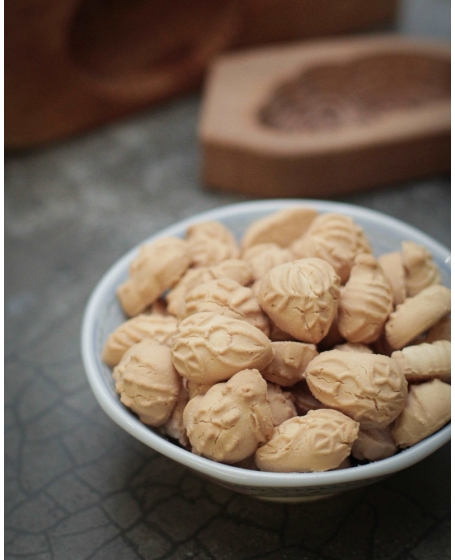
[
  {"x1": 241, "y1": 243, "x2": 294, "y2": 282},
  {"x1": 102, "y1": 314, "x2": 178, "y2": 367},
  {"x1": 183, "y1": 369, "x2": 274, "y2": 463},
  {"x1": 258, "y1": 258, "x2": 340, "y2": 344},
  {"x1": 338, "y1": 254, "x2": 393, "y2": 344},
  {"x1": 186, "y1": 221, "x2": 240, "y2": 267},
  {"x1": 305, "y1": 350, "x2": 407, "y2": 429},
  {"x1": 171, "y1": 312, "x2": 273, "y2": 384},
  {"x1": 333, "y1": 342, "x2": 373, "y2": 353},
  {"x1": 188, "y1": 234, "x2": 238, "y2": 268},
  {"x1": 426, "y1": 315, "x2": 451, "y2": 343},
  {"x1": 182, "y1": 277, "x2": 270, "y2": 335},
  {"x1": 377, "y1": 251, "x2": 406, "y2": 306},
  {"x1": 391, "y1": 340, "x2": 451, "y2": 384},
  {"x1": 166, "y1": 259, "x2": 252, "y2": 317},
  {"x1": 290, "y1": 213, "x2": 372, "y2": 284},
  {"x1": 241, "y1": 207, "x2": 318, "y2": 250},
  {"x1": 261, "y1": 341, "x2": 318, "y2": 387},
  {"x1": 250, "y1": 279, "x2": 262, "y2": 298},
  {"x1": 117, "y1": 237, "x2": 191, "y2": 316},
  {"x1": 210, "y1": 259, "x2": 253, "y2": 286},
  {"x1": 392, "y1": 379, "x2": 451, "y2": 448},
  {"x1": 255, "y1": 410, "x2": 359, "y2": 473},
  {"x1": 351, "y1": 427, "x2": 397, "y2": 462},
  {"x1": 402, "y1": 241, "x2": 441, "y2": 297},
  {"x1": 161, "y1": 383, "x2": 190, "y2": 448},
  {"x1": 187, "y1": 220, "x2": 237, "y2": 247},
  {"x1": 187, "y1": 381, "x2": 214, "y2": 399},
  {"x1": 166, "y1": 268, "x2": 207, "y2": 317},
  {"x1": 385, "y1": 285, "x2": 451, "y2": 350},
  {"x1": 113, "y1": 340, "x2": 181, "y2": 427},
  {"x1": 266, "y1": 383, "x2": 297, "y2": 427},
  {"x1": 289, "y1": 380, "x2": 325, "y2": 416}
]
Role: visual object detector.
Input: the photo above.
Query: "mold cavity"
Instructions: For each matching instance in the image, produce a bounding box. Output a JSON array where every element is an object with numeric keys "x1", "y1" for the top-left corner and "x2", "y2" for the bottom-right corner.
[
  {"x1": 259, "y1": 53, "x2": 450, "y2": 132},
  {"x1": 68, "y1": 0, "x2": 237, "y2": 80}
]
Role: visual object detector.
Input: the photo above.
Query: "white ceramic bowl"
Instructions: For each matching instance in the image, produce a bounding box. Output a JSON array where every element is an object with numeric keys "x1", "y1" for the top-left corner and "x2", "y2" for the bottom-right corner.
[{"x1": 81, "y1": 200, "x2": 451, "y2": 502}]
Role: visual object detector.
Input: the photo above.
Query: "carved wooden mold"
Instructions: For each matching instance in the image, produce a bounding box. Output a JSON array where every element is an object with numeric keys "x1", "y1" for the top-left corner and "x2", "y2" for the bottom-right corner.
[{"x1": 199, "y1": 36, "x2": 450, "y2": 198}]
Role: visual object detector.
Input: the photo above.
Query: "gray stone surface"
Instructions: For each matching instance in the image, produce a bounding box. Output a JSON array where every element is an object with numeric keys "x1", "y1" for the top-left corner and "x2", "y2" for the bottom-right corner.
[{"x1": 5, "y1": 2, "x2": 450, "y2": 558}]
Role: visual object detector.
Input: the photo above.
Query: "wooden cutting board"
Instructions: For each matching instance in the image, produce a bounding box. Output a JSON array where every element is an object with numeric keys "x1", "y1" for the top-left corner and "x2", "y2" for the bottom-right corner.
[
  {"x1": 199, "y1": 35, "x2": 450, "y2": 198},
  {"x1": 5, "y1": 0, "x2": 397, "y2": 149}
]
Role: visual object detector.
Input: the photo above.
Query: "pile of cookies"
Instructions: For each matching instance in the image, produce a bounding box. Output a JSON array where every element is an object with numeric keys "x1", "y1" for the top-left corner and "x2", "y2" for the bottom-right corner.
[{"x1": 102, "y1": 207, "x2": 451, "y2": 473}]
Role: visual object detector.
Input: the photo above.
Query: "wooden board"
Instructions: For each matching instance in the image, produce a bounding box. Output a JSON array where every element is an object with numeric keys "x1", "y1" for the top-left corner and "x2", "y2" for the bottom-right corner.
[
  {"x1": 5, "y1": 0, "x2": 397, "y2": 150},
  {"x1": 199, "y1": 36, "x2": 450, "y2": 198}
]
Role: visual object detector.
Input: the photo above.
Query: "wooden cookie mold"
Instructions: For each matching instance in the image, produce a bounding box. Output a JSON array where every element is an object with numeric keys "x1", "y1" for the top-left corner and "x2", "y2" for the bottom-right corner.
[
  {"x1": 199, "y1": 36, "x2": 450, "y2": 198},
  {"x1": 6, "y1": 0, "x2": 397, "y2": 149}
]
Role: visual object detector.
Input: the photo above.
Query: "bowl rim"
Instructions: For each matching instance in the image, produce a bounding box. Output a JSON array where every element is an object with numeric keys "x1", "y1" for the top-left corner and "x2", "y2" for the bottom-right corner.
[{"x1": 81, "y1": 199, "x2": 451, "y2": 488}]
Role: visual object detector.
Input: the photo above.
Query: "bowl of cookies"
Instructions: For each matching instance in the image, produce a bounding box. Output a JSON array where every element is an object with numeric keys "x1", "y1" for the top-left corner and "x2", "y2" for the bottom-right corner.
[{"x1": 81, "y1": 199, "x2": 451, "y2": 502}]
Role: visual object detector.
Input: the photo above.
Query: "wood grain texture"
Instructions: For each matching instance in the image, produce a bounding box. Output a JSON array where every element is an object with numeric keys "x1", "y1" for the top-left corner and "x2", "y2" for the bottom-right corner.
[
  {"x1": 5, "y1": 0, "x2": 397, "y2": 149},
  {"x1": 199, "y1": 36, "x2": 450, "y2": 198}
]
